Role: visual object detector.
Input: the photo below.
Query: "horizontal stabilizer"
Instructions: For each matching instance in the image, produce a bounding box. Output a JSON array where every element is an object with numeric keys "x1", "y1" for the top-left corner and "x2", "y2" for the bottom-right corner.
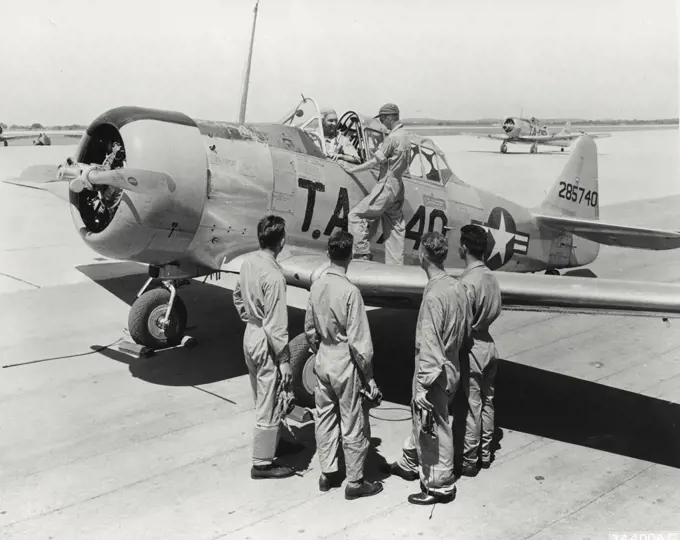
[
  {"x1": 534, "y1": 214, "x2": 680, "y2": 250},
  {"x1": 279, "y1": 254, "x2": 680, "y2": 318}
]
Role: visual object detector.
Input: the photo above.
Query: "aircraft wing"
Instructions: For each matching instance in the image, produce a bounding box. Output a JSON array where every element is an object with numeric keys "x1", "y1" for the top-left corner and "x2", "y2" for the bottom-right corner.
[
  {"x1": 279, "y1": 254, "x2": 680, "y2": 318},
  {"x1": 2, "y1": 164, "x2": 70, "y2": 202},
  {"x1": 533, "y1": 214, "x2": 680, "y2": 250}
]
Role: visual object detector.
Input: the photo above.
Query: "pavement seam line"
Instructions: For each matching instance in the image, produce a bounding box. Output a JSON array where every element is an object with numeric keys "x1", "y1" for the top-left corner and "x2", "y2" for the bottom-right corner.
[
  {"x1": 519, "y1": 462, "x2": 656, "y2": 540},
  {"x1": 0, "y1": 271, "x2": 41, "y2": 289},
  {"x1": 1, "y1": 441, "x2": 252, "y2": 530}
]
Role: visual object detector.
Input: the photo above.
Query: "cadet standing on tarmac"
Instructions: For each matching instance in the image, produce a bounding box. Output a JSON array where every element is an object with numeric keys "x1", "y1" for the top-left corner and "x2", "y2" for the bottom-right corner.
[
  {"x1": 384, "y1": 232, "x2": 471, "y2": 505},
  {"x1": 304, "y1": 231, "x2": 383, "y2": 500},
  {"x1": 340, "y1": 103, "x2": 409, "y2": 265},
  {"x1": 233, "y1": 215, "x2": 295, "y2": 479},
  {"x1": 458, "y1": 224, "x2": 502, "y2": 477}
]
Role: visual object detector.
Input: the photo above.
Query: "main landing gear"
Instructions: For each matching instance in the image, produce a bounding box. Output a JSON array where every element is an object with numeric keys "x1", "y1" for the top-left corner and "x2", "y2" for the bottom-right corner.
[
  {"x1": 500, "y1": 142, "x2": 508, "y2": 154},
  {"x1": 128, "y1": 278, "x2": 191, "y2": 349},
  {"x1": 530, "y1": 143, "x2": 538, "y2": 154},
  {"x1": 288, "y1": 333, "x2": 318, "y2": 408},
  {"x1": 545, "y1": 268, "x2": 561, "y2": 276}
]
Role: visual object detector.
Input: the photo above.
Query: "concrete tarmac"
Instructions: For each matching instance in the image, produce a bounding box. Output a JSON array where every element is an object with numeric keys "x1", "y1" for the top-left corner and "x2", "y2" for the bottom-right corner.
[{"x1": 1, "y1": 138, "x2": 680, "y2": 539}]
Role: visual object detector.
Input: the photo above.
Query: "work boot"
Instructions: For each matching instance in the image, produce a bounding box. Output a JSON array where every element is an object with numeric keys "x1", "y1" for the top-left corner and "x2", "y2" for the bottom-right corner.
[
  {"x1": 250, "y1": 463, "x2": 295, "y2": 479},
  {"x1": 345, "y1": 480, "x2": 383, "y2": 500},
  {"x1": 480, "y1": 459, "x2": 492, "y2": 469},
  {"x1": 318, "y1": 472, "x2": 342, "y2": 492},
  {"x1": 381, "y1": 462, "x2": 418, "y2": 481},
  {"x1": 460, "y1": 463, "x2": 479, "y2": 477},
  {"x1": 408, "y1": 486, "x2": 456, "y2": 506}
]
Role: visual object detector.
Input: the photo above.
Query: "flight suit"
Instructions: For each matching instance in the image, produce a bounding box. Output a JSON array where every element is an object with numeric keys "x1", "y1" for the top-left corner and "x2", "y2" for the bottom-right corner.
[
  {"x1": 460, "y1": 260, "x2": 502, "y2": 466},
  {"x1": 304, "y1": 268, "x2": 374, "y2": 484},
  {"x1": 348, "y1": 123, "x2": 409, "y2": 265},
  {"x1": 398, "y1": 274, "x2": 471, "y2": 496},
  {"x1": 326, "y1": 133, "x2": 360, "y2": 162},
  {"x1": 233, "y1": 250, "x2": 290, "y2": 467}
]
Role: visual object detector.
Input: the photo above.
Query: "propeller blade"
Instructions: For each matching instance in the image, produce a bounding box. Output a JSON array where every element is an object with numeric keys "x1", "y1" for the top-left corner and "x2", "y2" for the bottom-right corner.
[{"x1": 66, "y1": 165, "x2": 176, "y2": 195}]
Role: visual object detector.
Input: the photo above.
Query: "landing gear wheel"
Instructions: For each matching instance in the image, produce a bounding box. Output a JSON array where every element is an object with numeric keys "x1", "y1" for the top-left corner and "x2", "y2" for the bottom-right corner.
[
  {"x1": 530, "y1": 144, "x2": 538, "y2": 154},
  {"x1": 128, "y1": 288, "x2": 187, "y2": 349},
  {"x1": 288, "y1": 333, "x2": 316, "y2": 408},
  {"x1": 2, "y1": 140, "x2": 7, "y2": 147},
  {"x1": 545, "y1": 268, "x2": 560, "y2": 276},
  {"x1": 561, "y1": 147, "x2": 565, "y2": 152},
  {"x1": 500, "y1": 142, "x2": 508, "y2": 154}
]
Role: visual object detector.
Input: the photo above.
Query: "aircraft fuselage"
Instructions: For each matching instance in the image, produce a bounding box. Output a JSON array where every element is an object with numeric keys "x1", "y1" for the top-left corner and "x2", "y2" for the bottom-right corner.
[{"x1": 67, "y1": 107, "x2": 598, "y2": 281}]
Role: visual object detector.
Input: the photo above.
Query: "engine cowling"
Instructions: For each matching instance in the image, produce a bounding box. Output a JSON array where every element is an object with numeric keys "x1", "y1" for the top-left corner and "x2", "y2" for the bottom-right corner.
[{"x1": 69, "y1": 107, "x2": 209, "y2": 267}]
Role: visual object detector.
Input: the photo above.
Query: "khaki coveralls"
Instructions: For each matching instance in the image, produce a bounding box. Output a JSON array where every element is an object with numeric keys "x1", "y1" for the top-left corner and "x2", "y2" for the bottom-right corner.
[
  {"x1": 460, "y1": 260, "x2": 502, "y2": 466},
  {"x1": 233, "y1": 250, "x2": 290, "y2": 467},
  {"x1": 398, "y1": 273, "x2": 471, "y2": 496},
  {"x1": 348, "y1": 123, "x2": 409, "y2": 265},
  {"x1": 304, "y1": 268, "x2": 374, "y2": 484}
]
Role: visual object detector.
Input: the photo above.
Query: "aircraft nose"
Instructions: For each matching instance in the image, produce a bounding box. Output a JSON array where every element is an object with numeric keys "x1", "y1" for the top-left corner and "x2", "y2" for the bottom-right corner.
[
  {"x1": 68, "y1": 106, "x2": 209, "y2": 264},
  {"x1": 502, "y1": 118, "x2": 515, "y2": 133}
]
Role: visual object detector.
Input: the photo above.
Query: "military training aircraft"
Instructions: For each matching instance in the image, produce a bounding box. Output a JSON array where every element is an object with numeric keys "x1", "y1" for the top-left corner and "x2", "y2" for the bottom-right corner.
[
  {"x1": 462, "y1": 116, "x2": 612, "y2": 154},
  {"x1": 5, "y1": 96, "x2": 680, "y2": 406},
  {"x1": 0, "y1": 124, "x2": 83, "y2": 146}
]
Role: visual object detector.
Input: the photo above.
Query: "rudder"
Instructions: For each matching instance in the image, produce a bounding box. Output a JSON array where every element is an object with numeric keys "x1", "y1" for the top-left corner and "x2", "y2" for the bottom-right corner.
[{"x1": 540, "y1": 135, "x2": 599, "y2": 219}]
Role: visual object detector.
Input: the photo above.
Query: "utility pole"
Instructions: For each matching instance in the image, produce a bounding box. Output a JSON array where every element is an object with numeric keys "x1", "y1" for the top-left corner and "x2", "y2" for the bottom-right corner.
[{"x1": 239, "y1": 0, "x2": 260, "y2": 123}]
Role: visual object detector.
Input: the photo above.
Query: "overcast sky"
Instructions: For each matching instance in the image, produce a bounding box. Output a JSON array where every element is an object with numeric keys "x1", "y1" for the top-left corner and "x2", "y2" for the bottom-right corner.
[{"x1": 1, "y1": 0, "x2": 678, "y2": 125}]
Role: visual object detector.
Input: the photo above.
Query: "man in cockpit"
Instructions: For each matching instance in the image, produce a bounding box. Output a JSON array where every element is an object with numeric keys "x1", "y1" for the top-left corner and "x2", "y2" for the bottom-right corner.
[{"x1": 321, "y1": 108, "x2": 361, "y2": 164}]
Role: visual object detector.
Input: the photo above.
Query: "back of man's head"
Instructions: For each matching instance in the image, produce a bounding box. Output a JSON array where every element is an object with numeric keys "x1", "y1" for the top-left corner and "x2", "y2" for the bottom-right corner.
[
  {"x1": 328, "y1": 231, "x2": 353, "y2": 262},
  {"x1": 460, "y1": 224, "x2": 488, "y2": 259},
  {"x1": 257, "y1": 215, "x2": 286, "y2": 250},
  {"x1": 421, "y1": 231, "x2": 448, "y2": 265}
]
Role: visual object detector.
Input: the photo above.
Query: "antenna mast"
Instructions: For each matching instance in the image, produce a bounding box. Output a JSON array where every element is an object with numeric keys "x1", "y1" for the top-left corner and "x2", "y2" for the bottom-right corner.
[{"x1": 239, "y1": 0, "x2": 260, "y2": 123}]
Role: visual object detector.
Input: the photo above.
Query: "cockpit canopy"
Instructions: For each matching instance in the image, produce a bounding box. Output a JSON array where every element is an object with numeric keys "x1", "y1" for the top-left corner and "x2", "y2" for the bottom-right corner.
[{"x1": 278, "y1": 96, "x2": 464, "y2": 186}]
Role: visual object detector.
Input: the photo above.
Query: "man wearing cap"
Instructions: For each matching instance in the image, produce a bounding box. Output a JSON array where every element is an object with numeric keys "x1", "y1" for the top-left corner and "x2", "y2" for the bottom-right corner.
[
  {"x1": 321, "y1": 108, "x2": 361, "y2": 164},
  {"x1": 458, "y1": 224, "x2": 502, "y2": 477},
  {"x1": 340, "y1": 103, "x2": 409, "y2": 265}
]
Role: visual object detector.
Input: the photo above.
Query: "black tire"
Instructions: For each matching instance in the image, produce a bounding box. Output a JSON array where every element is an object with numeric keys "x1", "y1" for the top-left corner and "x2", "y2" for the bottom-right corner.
[
  {"x1": 128, "y1": 288, "x2": 187, "y2": 349},
  {"x1": 2, "y1": 140, "x2": 7, "y2": 147},
  {"x1": 288, "y1": 333, "x2": 316, "y2": 408}
]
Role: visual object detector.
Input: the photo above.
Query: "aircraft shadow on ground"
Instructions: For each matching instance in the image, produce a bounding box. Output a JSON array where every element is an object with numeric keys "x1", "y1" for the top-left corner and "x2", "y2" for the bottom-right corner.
[{"x1": 80, "y1": 263, "x2": 680, "y2": 469}]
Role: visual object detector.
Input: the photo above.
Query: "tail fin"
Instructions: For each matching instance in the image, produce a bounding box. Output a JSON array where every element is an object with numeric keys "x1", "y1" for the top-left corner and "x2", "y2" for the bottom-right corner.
[{"x1": 540, "y1": 135, "x2": 599, "y2": 219}]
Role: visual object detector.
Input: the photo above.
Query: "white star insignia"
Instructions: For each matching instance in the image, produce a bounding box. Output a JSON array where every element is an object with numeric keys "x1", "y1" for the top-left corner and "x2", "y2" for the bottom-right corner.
[{"x1": 487, "y1": 212, "x2": 516, "y2": 264}]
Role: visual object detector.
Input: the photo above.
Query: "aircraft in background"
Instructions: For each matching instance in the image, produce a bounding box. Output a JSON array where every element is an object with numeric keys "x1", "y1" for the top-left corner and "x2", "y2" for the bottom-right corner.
[
  {"x1": 0, "y1": 124, "x2": 83, "y2": 147},
  {"x1": 5, "y1": 97, "x2": 680, "y2": 406},
  {"x1": 462, "y1": 116, "x2": 612, "y2": 154}
]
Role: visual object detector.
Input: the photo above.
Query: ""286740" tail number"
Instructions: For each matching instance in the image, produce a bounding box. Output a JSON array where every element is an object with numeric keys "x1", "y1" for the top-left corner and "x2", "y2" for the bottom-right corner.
[{"x1": 558, "y1": 181, "x2": 598, "y2": 207}]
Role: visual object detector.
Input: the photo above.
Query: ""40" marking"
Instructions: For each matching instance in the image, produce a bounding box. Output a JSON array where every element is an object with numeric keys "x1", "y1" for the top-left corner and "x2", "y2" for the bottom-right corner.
[{"x1": 298, "y1": 179, "x2": 449, "y2": 248}]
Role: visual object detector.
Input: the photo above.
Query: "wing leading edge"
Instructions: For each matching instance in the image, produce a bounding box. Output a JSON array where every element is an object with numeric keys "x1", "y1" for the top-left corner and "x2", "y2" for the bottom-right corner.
[
  {"x1": 279, "y1": 254, "x2": 680, "y2": 318},
  {"x1": 534, "y1": 214, "x2": 680, "y2": 250}
]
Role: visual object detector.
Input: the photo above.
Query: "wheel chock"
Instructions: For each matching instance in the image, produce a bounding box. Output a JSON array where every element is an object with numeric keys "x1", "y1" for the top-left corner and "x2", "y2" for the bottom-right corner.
[
  {"x1": 117, "y1": 340, "x2": 154, "y2": 358},
  {"x1": 181, "y1": 335, "x2": 197, "y2": 348}
]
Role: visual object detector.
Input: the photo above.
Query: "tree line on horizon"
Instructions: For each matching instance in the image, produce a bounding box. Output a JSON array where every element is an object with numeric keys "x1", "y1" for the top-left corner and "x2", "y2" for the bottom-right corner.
[{"x1": 0, "y1": 122, "x2": 88, "y2": 131}]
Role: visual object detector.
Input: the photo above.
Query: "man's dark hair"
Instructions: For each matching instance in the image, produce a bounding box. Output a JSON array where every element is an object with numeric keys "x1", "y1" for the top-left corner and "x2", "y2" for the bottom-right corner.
[
  {"x1": 328, "y1": 231, "x2": 353, "y2": 261},
  {"x1": 421, "y1": 231, "x2": 448, "y2": 265},
  {"x1": 257, "y1": 215, "x2": 286, "y2": 250},
  {"x1": 461, "y1": 224, "x2": 488, "y2": 259}
]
